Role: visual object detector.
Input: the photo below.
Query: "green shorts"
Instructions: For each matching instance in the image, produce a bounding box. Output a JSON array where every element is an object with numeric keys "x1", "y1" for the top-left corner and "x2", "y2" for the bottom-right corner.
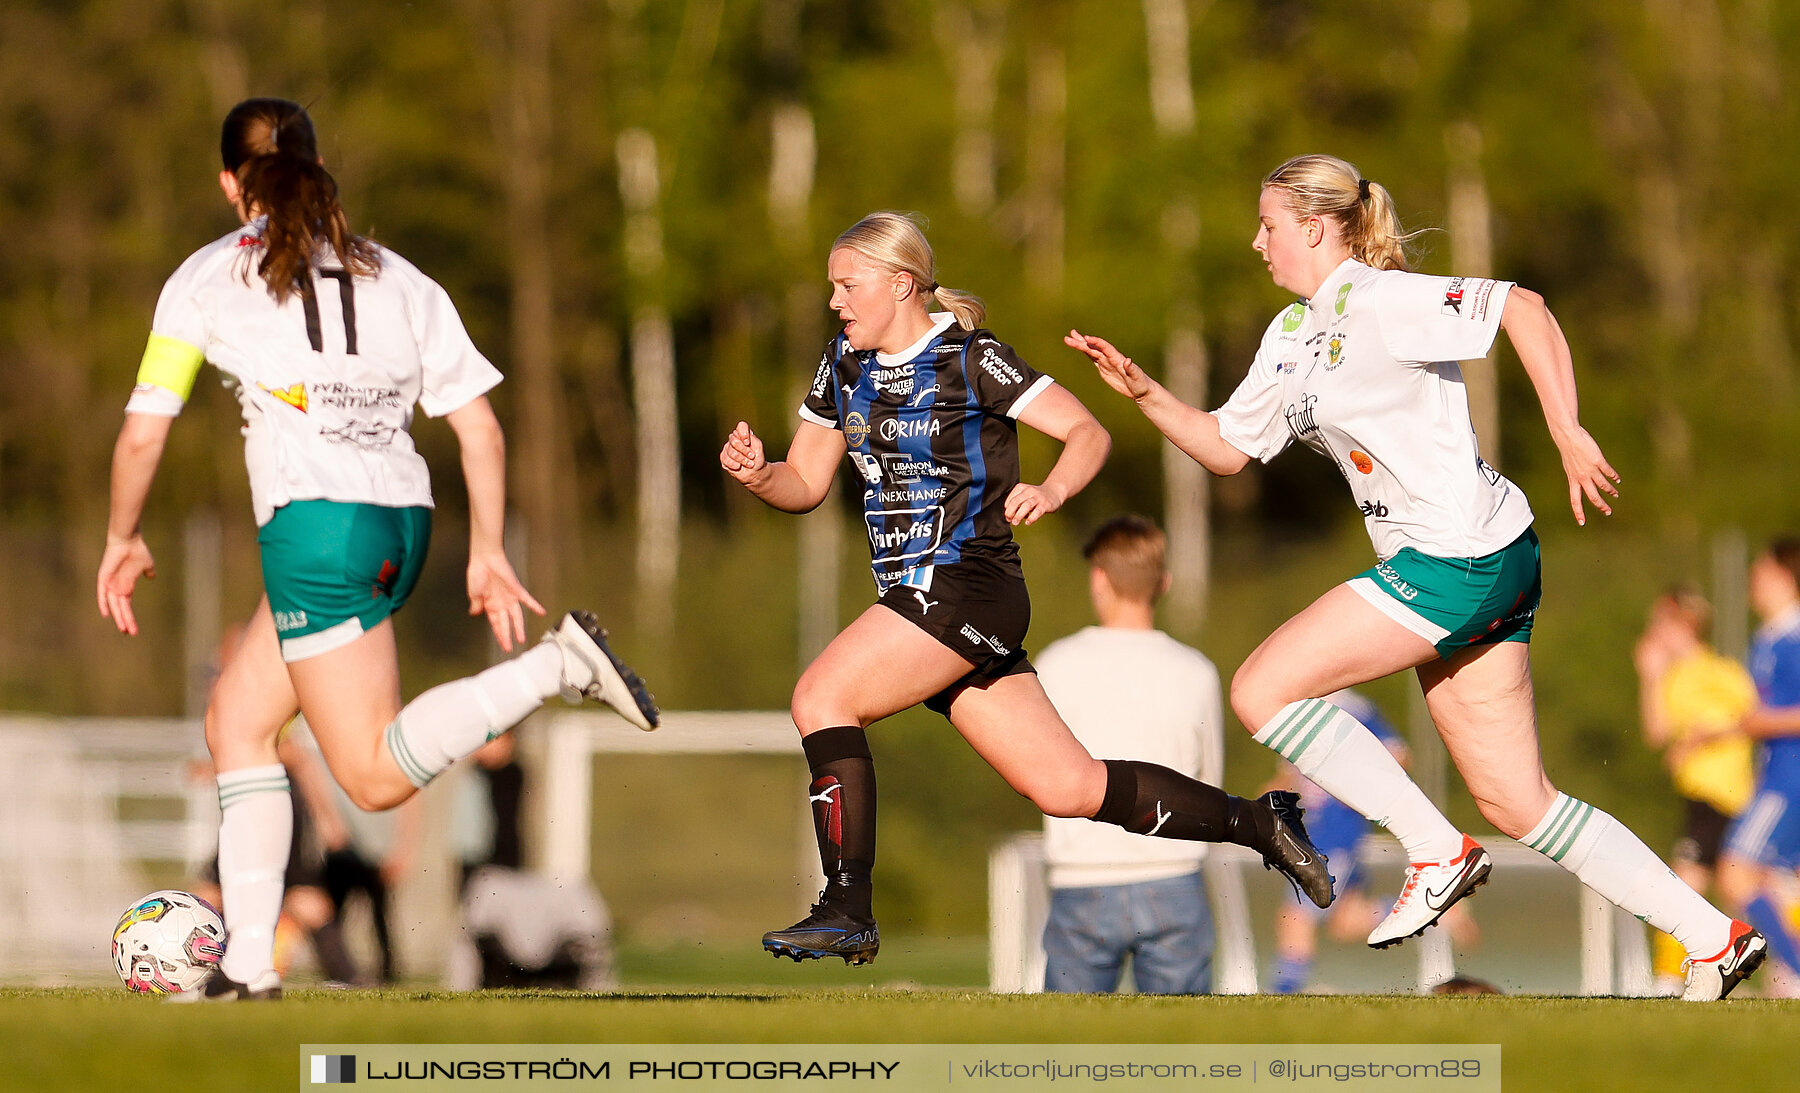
[
  {"x1": 1346, "y1": 528, "x2": 1540, "y2": 660},
  {"x1": 258, "y1": 500, "x2": 431, "y2": 662}
]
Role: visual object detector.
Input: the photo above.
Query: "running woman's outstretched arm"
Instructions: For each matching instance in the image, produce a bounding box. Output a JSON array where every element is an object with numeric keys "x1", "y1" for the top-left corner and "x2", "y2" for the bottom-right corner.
[
  {"x1": 1499, "y1": 287, "x2": 1620, "y2": 525},
  {"x1": 1064, "y1": 330, "x2": 1250, "y2": 476},
  {"x1": 720, "y1": 419, "x2": 847, "y2": 513},
  {"x1": 445, "y1": 395, "x2": 544, "y2": 651},
  {"x1": 97, "y1": 412, "x2": 176, "y2": 636},
  {"x1": 1008, "y1": 385, "x2": 1110, "y2": 525}
]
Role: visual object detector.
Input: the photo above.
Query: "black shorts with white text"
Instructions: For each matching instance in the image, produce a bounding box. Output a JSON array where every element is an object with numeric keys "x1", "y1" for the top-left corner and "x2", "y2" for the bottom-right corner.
[{"x1": 877, "y1": 558, "x2": 1034, "y2": 715}]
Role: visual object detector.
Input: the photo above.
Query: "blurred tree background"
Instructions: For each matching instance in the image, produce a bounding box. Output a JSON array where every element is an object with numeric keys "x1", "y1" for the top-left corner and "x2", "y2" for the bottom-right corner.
[{"x1": 4, "y1": 0, "x2": 1800, "y2": 939}]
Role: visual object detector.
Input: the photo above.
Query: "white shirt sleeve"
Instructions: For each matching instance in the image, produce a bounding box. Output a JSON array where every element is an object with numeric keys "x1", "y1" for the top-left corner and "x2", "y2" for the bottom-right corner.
[
  {"x1": 125, "y1": 253, "x2": 214, "y2": 416},
  {"x1": 1374, "y1": 271, "x2": 1514, "y2": 365},
  {"x1": 402, "y1": 259, "x2": 503, "y2": 418},
  {"x1": 1212, "y1": 345, "x2": 1292, "y2": 464}
]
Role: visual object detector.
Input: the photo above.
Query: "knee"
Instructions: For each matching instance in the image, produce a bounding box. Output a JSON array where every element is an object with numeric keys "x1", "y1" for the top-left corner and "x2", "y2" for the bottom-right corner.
[
  {"x1": 342, "y1": 776, "x2": 412, "y2": 814},
  {"x1": 1028, "y1": 761, "x2": 1108, "y2": 819},
  {"x1": 1474, "y1": 788, "x2": 1556, "y2": 841},
  {"x1": 790, "y1": 672, "x2": 853, "y2": 732},
  {"x1": 1228, "y1": 664, "x2": 1282, "y2": 735}
]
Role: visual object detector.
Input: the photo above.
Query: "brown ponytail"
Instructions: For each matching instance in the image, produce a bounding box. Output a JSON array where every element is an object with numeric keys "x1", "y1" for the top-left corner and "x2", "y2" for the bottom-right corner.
[
  {"x1": 220, "y1": 98, "x2": 379, "y2": 302},
  {"x1": 1262, "y1": 154, "x2": 1421, "y2": 272}
]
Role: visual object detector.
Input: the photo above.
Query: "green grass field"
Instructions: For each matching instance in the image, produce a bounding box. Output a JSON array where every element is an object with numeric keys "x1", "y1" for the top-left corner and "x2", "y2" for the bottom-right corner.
[{"x1": 5, "y1": 984, "x2": 1796, "y2": 1092}]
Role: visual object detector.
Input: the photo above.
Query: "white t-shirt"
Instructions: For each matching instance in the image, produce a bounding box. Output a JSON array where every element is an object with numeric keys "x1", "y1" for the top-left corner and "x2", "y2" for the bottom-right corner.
[
  {"x1": 126, "y1": 222, "x2": 503, "y2": 526},
  {"x1": 1037, "y1": 627, "x2": 1223, "y2": 888},
  {"x1": 1214, "y1": 258, "x2": 1534, "y2": 561}
]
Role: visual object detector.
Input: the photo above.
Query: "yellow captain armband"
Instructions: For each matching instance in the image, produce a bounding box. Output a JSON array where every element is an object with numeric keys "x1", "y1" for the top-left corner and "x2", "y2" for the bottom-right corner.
[{"x1": 136, "y1": 333, "x2": 206, "y2": 402}]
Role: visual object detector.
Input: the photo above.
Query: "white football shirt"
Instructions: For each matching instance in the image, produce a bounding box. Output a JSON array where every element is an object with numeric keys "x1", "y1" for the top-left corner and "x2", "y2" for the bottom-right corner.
[
  {"x1": 1037, "y1": 627, "x2": 1223, "y2": 888},
  {"x1": 1214, "y1": 258, "x2": 1534, "y2": 561},
  {"x1": 126, "y1": 221, "x2": 502, "y2": 526}
]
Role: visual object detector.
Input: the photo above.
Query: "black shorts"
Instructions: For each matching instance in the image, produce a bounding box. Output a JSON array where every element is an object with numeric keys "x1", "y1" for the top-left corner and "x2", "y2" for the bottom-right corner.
[
  {"x1": 1672, "y1": 796, "x2": 1734, "y2": 870},
  {"x1": 877, "y1": 557, "x2": 1034, "y2": 715}
]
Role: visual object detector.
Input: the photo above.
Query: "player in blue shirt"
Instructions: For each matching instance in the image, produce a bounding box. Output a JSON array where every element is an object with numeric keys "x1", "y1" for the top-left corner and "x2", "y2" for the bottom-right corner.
[
  {"x1": 722, "y1": 212, "x2": 1332, "y2": 966},
  {"x1": 1718, "y1": 539, "x2": 1800, "y2": 984}
]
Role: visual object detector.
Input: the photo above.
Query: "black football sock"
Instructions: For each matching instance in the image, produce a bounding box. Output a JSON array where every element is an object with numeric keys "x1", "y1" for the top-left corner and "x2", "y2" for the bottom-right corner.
[
  {"x1": 801, "y1": 725, "x2": 876, "y2": 918},
  {"x1": 309, "y1": 919, "x2": 360, "y2": 984},
  {"x1": 1092, "y1": 759, "x2": 1268, "y2": 849}
]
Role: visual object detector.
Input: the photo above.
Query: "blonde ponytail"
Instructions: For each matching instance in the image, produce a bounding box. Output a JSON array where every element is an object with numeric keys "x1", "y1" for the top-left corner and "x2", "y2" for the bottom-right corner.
[
  {"x1": 1262, "y1": 154, "x2": 1421, "y2": 272},
  {"x1": 832, "y1": 211, "x2": 987, "y2": 329}
]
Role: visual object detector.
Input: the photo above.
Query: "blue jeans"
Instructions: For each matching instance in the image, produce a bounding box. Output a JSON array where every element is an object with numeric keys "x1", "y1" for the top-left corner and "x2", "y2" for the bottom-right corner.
[{"x1": 1042, "y1": 871, "x2": 1213, "y2": 994}]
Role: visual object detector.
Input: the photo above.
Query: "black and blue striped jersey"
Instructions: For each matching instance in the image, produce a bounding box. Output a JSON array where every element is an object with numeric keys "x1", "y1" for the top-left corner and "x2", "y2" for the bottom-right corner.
[{"x1": 799, "y1": 313, "x2": 1057, "y2": 594}]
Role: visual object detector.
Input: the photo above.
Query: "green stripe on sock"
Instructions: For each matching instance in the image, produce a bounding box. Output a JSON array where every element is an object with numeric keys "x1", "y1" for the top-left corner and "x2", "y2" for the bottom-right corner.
[
  {"x1": 384, "y1": 720, "x2": 434, "y2": 788},
  {"x1": 217, "y1": 778, "x2": 290, "y2": 810},
  {"x1": 1545, "y1": 802, "x2": 1595, "y2": 862},
  {"x1": 1267, "y1": 700, "x2": 1330, "y2": 758},
  {"x1": 1284, "y1": 703, "x2": 1339, "y2": 759},
  {"x1": 1528, "y1": 797, "x2": 1579, "y2": 856}
]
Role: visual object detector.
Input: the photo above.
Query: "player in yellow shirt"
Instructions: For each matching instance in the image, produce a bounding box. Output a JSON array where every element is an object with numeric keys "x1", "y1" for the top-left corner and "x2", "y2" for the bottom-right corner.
[{"x1": 1636, "y1": 586, "x2": 1757, "y2": 991}]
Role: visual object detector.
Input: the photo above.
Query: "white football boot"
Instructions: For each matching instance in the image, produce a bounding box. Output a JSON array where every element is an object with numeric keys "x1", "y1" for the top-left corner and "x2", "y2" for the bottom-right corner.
[
  {"x1": 1681, "y1": 920, "x2": 1767, "y2": 1001},
  {"x1": 544, "y1": 610, "x2": 660, "y2": 731},
  {"x1": 1367, "y1": 834, "x2": 1491, "y2": 949}
]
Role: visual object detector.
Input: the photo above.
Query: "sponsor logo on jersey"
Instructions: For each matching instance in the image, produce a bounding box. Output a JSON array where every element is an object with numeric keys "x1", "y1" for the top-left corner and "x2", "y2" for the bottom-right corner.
[
  {"x1": 273, "y1": 609, "x2": 309, "y2": 632},
  {"x1": 1476, "y1": 456, "x2": 1502, "y2": 486},
  {"x1": 879, "y1": 486, "x2": 950, "y2": 503},
  {"x1": 1275, "y1": 360, "x2": 1298, "y2": 375},
  {"x1": 1349, "y1": 449, "x2": 1374, "y2": 474},
  {"x1": 313, "y1": 383, "x2": 403, "y2": 410},
  {"x1": 1335, "y1": 282, "x2": 1352, "y2": 316},
  {"x1": 844, "y1": 411, "x2": 871, "y2": 448},
  {"x1": 1359, "y1": 499, "x2": 1390, "y2": 518},
  {"x1": 850, "y1": 451, "x2": 882, "y2": 484},
  {"x1": 322, "y1": 421, "x2": 398, "y2": 448},
  {"x1": 1327, "y1": 334, "x2": 1346, "y2": 369},
  {"x1": 881, "y1": 453, "x2": 948, "y2": 483},
  {"x1": 869, "y1": 518, "x2": 937, "y2": 552},
  {"x1": 1283, "y1": 395, "x2": 1320, "y2": 439},
  {"x1": 977, "y1": 345, "x2": 1023, "y2": 387},
  {"x1": 1442, "y1": 277, "x2": 1466, "y2": 316},
  {"x1": 880, "y1": 416, "x2": 942, "y2": 441},
  {"x1": 908, "y1": 384, "x2": 940, "y2": 407},
  {"x1": 258, "y1": 381, "x2": 309, "y2": 413},
  {"x1": 1280, "y1": 303, "x2": 1305, "y2": 333},
  {"x1": 896, "y1": 564, "x2": 935, "y2": 592},
  {"x1": 871, "y1": 362, "x2": 913, "y2": 397},
  {"x1": 809, "y1": 353, "x2": 834, "y2": 401}
]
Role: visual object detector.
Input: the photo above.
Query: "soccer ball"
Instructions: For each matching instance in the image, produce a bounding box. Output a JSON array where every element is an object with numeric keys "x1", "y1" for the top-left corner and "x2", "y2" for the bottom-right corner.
[{"x1": 111, "y1": 890, "x2": 226, "y2": 994}]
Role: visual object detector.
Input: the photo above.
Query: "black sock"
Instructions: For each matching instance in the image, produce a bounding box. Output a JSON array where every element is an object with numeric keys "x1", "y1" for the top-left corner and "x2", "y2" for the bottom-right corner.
[
  {"x1": 1092, "y1": 759, "x2": 1267, "y2": 849},
  {"x1": 802, "y1": 725, "x2": 875, "y2": 917},
  {"x1": 309, "y1": 919, "x2": 360, "y2": 984}
]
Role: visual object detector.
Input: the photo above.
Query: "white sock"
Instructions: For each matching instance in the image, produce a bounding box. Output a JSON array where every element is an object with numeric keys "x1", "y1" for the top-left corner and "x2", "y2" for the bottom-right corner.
[
  {"x1": 384, "y1": 645, "x2": 561, "y2": 788},
  {"x1": 1254, "y1": 697, "x2": 1463, "y2": 861},
  {"x1": 1522, "y1": 792, "x2": 1732, "y2": 959},
  {"x1": 215, "y1": 764, "x2": 292, "y2": 984}
]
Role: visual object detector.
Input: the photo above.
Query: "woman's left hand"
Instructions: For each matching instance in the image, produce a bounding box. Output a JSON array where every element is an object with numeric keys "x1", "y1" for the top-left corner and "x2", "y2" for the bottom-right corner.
[
  {"x1": 466, "y1": 551, "x2": 546, "y2": 651},
  {"x1": 1555, "y1": 426, "x2": 1620, "y2": 526},
  {"x1": 1005, "y1": 482, "x2": 1066, "y2": 526}
]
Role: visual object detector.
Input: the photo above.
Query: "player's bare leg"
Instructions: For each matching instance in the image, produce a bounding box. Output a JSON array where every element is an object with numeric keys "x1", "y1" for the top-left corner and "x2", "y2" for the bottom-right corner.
[
  {"x1": 1234, "y1": 585, "x2": 1472, "y2": 927},
  {"x1": 1425, "y1": 641, "x2": 1760, "y2": 998},
  {"x1": 195, "y1": 598, "x2": 301, "y2": 999},
  {"x1": 767, "y1": 606, "x2": 974, "y2": 964}
]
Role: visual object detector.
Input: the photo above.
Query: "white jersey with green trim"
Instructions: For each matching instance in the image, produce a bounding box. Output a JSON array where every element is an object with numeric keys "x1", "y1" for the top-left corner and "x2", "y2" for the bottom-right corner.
[
  {"x1": 1214, "y1": 258, "x2": 1534, "y2": 561},
  {"x1": 126, "y1": 222, "x2": 502, "y2": 526}
]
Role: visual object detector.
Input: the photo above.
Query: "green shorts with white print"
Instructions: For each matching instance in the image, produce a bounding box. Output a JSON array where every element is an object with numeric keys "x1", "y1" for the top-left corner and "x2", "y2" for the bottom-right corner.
[
  {"x1": 1345, "y1": 528, "x2": 1541, "y2": 660},
  {"x1": 258, "y1": 500, "x2": 431, "y2": 662}
]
